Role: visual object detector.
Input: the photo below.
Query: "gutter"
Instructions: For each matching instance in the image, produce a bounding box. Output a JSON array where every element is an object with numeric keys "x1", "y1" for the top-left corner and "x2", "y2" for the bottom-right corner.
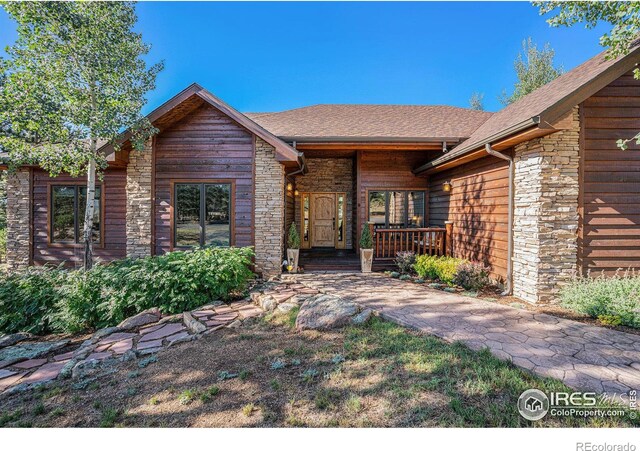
[
  {"x1": 484, "y1": 143, "x2": 514, "y2": 296},
  {"x1": 279, "y1": 136, "x2": 464, "y2": 144}
]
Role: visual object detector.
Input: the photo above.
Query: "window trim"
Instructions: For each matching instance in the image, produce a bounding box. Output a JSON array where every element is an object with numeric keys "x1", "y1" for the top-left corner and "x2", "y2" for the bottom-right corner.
[
  {"x1": 170, "y1": 179, "x2": 235, "y2": 250},
  {"x1": 47, "y1": 182, "x2": 105, "y2": 248},
  {"x1": 365, "y1": 188, "x2": 427, "y2": 229}
]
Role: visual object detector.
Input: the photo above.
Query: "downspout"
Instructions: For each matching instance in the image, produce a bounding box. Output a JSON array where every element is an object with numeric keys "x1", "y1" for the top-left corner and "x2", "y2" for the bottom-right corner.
[
  {"x1": 287, "y1": 141, "x2": 306, "y2": 177},
  {"x1": 485, "y1": 143, "x2": 514, "y2": 296}
]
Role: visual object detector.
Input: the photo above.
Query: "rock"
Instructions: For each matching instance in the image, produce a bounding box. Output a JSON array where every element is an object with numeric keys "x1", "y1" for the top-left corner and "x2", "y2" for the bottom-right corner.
[
  {"x1": 183, "y1": 312, "x2": 207, "y2": 334},
  {"x1": 443, "y1": 287, "x2": 457, "y2": 293},
  {"x1": 117, "y1": 308, "x2": 161, "y2": 330},
  {"x1": 295, "y1": 294, "x2": 359, "y2": 331},
  {"x1": 428, "y1": 283, "x2": 442, "y2": 289},
  {"x1": 226, "y1": 320, "x2": 242, "y2": 329},
  {"x1": 351, "y1": 308, "x2": 373, "y2": 325},
  {"x1": 120, "y1": 350, "x2": 137, "y2": 363},
  {"x1": 259, "y1": 295, "x2": 277, "y2": 311},
  {"x1": 0, "y1": 332, "x2": 32, "y2": 349},
  {"x1": 166, "y1": 332, "x2": 193, "y2": 346},
  {"x1": 71, "y1": 358, "x2": 118, "y2": 380},
  {"x1": 0, "y1": 339, "x2": 69, "y2": 363},
  {"x1": 158, "y1": 314, "x2": 183, "y2": 324},
  {"x1": 59, "y1": 359, "x2": 78, "y2": 379},
  {"x1": 93, "y1": 326, "x2": 121, "y2": 340},
  {"x1": 276, "y1": 302, "x2": 298, "y2": 314},
  {"x1": 289, "y1": 294, "x2": 313, "y2": 304}
]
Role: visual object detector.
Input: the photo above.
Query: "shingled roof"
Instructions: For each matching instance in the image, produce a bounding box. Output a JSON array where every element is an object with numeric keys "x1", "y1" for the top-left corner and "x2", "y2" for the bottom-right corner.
[
  {"x1": 246, "y1": 105, "x2": 492, "y2": 141},
  {"x1": 425, "y1": 42, "x2": 640, "y2": 169}
]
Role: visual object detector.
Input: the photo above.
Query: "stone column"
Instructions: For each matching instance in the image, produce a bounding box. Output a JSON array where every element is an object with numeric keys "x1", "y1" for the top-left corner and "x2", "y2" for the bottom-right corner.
[
  {"x1": 6, "y1": 168, "x2": 32, "y2": 271},
  {"x1": 254, "y1": 137, "x2": 285, "y2": 278},
  {"x1": 126, "y1": 139, "x2": 153, "y2": 258},
  {"x1": 512, "y1": 107, "x2": 580, "y2": 303}
]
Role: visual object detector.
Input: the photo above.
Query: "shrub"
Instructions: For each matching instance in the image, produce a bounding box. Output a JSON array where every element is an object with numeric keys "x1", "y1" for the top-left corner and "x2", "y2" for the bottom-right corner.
[
  {"x1": 287, "y1": 222, "x2": 300, "y2": 249},
  {"x1": 453, "y1": 262, "x2": 491, "y2": 291},
  {"x1": 0, "y1": 247, "x2": 255, "y2": 335},
  {"x1": 359, "y1": 224, "x2": 373, "y2": 249},
  {"x1": 0, "y1": 228, "x2": 6, "y2": 263},
  {"x1": 395, "y1": 251, "x2": 416, "y2": 274},
  {"x1": 560, "y1": 271, "x2": 640, "y2": 329},
  {"x1": 413, "y1": 255, "x2": 466, "y2": 286}
]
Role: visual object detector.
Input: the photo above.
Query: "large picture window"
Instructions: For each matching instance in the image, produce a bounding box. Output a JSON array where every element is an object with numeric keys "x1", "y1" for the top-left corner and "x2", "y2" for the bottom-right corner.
[
  {"x1": 174, "y1": 183, "x2": 231, "y2": 248},
  {"x1": 51, "y1": 185, "x2": 101, "y2": 244},
  {"x1": 368, "y1": 190, "x2": 425, "y2": 229}
]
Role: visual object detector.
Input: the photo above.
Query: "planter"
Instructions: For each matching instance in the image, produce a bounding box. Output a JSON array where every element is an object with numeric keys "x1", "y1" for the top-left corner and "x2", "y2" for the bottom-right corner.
[
  {"x1": 287, "y1": 249, "x2": 300, "y2": 273},
  {"x1": 360, "y1": 248, "x2": 373, "y2": 273}
]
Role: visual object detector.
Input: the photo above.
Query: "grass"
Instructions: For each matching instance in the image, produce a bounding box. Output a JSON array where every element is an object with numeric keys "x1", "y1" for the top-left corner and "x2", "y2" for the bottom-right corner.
[{"x1": 0, "y1": 315, "x2": 636, "y2": 428}]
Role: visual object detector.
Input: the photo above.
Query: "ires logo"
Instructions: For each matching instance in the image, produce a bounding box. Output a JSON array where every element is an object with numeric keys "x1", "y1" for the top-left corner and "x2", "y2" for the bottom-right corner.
[{"x1": 550, "y1": 392, "x2": 598, "y2": 407}]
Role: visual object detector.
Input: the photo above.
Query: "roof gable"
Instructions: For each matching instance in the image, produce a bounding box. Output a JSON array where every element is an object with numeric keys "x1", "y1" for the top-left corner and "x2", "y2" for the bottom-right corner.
[{"x1": 100, "y1": 83, "x2": 301, "y2": 164}]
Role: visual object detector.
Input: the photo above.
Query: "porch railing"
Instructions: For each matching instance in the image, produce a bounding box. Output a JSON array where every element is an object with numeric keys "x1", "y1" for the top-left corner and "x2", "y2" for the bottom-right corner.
[{"x1": 370, "y1": 223, "x2": 452, "y2": 261}]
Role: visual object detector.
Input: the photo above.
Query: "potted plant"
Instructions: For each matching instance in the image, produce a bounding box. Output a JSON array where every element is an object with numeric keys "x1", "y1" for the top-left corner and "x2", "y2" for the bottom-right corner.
[
  {"x1": 360, "y1": 223, "x2": 374, "y2": 273},
  {"x1": 287, "y1": 222, "x2": 301, "y2": 273}
]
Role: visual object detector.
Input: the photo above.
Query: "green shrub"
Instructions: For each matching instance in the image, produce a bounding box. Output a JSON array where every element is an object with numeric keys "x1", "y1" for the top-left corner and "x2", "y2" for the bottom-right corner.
[
  {"x1": 0, "y1": 247, "x2": 254, "y2": 335},
  {"x1": 0, "y1": 228, "x2": 6, "y2": 263},
  {"x1": 453, "y1": 262, "x2": 491, "y2": 291},
  {"x1": 560, "y1": 272, "x2": 640, "y2": 329},
  {"x1": 359, "y1": 224, "x2": 373, "y2": 249},
  {"x1": 287, "y1": 222, "x2": 300, "y2": 249},
  {"x1": 413, "y1": 255, "x2": 466, "y2": 286}
]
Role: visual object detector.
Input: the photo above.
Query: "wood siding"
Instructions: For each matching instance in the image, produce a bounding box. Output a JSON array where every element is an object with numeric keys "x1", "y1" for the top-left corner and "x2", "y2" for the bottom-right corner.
[
  {"x1": 428, "y1": 155, "x2": 510, "y2": 279},
  {"x1": 32, "y1": 168, "x2": 127, "y2": 266},
  {"x1": 154, "y1": 103, "x2": 254, "y2": 254},
  {"x1": 357, "y1": 151, "x2": 434, "y2": 244},
  {"x1": 580, "y1": 70, "x2": 640, "y2": 274}
]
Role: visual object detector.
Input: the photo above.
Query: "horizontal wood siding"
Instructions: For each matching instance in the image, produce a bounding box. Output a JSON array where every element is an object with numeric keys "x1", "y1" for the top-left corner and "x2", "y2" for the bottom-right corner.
[
  {"x1": 154, "y1": 103, "x2": 254, "y2": 254},
  {"x1": 32, "y1": 168, "x2": 127, "y2": 266},
  {"x1": 580, "y1": 71, "x2": 640, "y2": 274},
  {"x1": 428, "y1": 155, "x2": 510, "y2": 279},
  {"x1": 357, "y1": 151, "x2": 433, "y2": 243}
]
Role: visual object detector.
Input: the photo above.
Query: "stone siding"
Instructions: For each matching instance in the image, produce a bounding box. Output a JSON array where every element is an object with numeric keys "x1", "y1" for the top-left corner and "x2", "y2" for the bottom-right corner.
[
  {"x1": 512, "y1": 107, "x2": 580, "y2": 303},
  {"x1": 295, "y1": 158, "x2": 354, "y2": 249},
  {"x1": 254, "y1": 137, "x2": 285, "y2": 278},
  {"x1": 126, "y1": 140, "x2": 153, "y2": 258},
  {"x1": 6, "y1": 168, "x2": 31, "y2": 271}
]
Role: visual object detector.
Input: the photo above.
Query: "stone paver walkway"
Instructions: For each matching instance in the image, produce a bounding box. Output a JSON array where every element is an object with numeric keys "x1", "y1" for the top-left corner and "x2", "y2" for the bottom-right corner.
[{"x1": 288, "y1": 272, "x2": 640, "y2": 395}]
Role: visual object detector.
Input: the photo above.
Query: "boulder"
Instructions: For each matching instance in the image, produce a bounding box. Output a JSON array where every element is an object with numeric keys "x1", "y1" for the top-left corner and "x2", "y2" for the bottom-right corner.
[
  {"x1": 0, "y1": 332, "x2": 32, "y2": 349},
  {"x1": 118, "y1": 308, "x2": 161, "y2": 330},
  {"x1": 276, "y1": 302, "x2": 298, "y2": 314},
  {"x1": 295, "y1": 294, "x2": 359, "y2": 331},
  {"x1": 258, "y1": 295, "x2": 277, "y2": 311},
  {"x1": 183, "y1": 312, "x2": 207, "y2": 334},
  {"x1": 93, "y1": 326, "x2": 121, "y2": 340}
]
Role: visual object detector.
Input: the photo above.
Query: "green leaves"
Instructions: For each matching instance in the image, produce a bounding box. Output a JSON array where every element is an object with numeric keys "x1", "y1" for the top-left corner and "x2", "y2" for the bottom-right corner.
[
  {"x1": 0, "y1": 1, "x2": 163, "y2": 174},
  {"x1": 0, "y1": 247, "x2": 255, "y2": 335}
]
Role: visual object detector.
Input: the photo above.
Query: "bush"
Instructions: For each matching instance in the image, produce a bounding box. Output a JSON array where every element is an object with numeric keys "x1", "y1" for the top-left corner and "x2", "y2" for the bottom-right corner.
[
  {"x1": 413, "y1": 255, "x2": 466, "y2": 286},
  {"x1": 287, "y1": 222, "x2": 300, "y2": 249},
  {"x1": 360, "y1": 224, "x2": 373, "y2": 249},
  {"x1": 0, "y1": 247, "x2": 255, "y2": 335},
  {"x1": 453, "y1": 262, "x2": 491, "y2": 291},
  {"x1": 560, "y1": 271, "x2": 640, "y2": 329},
  {"x1": 0, "y1": 228, "x2": 6, "y2": 263},
  {"x1": 394, "y1": 251, "x2": 416, "y2": 274}
]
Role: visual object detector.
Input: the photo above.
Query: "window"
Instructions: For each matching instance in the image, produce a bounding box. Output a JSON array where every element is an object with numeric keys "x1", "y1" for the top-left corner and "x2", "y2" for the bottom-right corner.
[
  {"x1": 368, "y1": 190, "x2": 425, "y2": 229},
  {"x1": 51, "y1": 185, "x2": 101, "y2": 243},
  {"x1": 175, "y1": 183, "x2": 231, "y2": 247}
]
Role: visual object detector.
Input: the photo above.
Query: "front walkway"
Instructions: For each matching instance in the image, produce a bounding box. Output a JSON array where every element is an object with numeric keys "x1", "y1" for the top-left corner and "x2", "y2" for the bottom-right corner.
[{"x1": 289, "y1": 272, "x2": 640, "y2": 395}]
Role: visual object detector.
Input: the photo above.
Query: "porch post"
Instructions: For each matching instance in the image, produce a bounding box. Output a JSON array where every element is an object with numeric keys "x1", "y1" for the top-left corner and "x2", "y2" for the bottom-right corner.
[{"x1": 444, "y1": 221, "x2": 453, "y2": 257}]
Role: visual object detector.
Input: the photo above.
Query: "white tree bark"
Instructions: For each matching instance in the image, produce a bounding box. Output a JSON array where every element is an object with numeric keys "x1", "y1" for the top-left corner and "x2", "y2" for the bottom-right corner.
[{"x1": 83, "y1": 143, "x2": 97, "y2": 270}]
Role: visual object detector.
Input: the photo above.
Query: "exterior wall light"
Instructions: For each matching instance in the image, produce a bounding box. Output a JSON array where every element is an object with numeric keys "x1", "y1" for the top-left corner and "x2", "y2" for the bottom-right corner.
[
  {"x1": 294, "y1": 189, "x2": 299, "y2": 196},
  {"x1": 287, "y1": 182, "x2": 293, "y2": 192},
  {"x1": 443, "y1": 181, "x2": 452, "y2": 193}
]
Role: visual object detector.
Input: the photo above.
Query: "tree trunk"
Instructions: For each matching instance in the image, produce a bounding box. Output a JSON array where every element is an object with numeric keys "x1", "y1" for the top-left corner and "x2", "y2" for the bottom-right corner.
[{"x1": 83, "y1": 151, "x2": 97, "y2": 271}]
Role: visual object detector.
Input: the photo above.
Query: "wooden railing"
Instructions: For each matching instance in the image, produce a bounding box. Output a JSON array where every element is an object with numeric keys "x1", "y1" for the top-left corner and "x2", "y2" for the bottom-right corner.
[{"x1": 371, "y1": 223, "x2": 452, "y2": 261}]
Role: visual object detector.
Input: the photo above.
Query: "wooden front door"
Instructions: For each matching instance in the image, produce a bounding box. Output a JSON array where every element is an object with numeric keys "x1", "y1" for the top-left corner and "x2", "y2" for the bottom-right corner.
[{"x1": 311, "y1": 193, "x2": 335, "y2": 247}]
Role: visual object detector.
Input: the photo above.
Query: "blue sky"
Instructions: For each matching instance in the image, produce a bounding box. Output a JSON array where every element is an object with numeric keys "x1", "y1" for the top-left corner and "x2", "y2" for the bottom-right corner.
[{"x1": 0, "y1": 1, "x2": 610, "y2": 113}]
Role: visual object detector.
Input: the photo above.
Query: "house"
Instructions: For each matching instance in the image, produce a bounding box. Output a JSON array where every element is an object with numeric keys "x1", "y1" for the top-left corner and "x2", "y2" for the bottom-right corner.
[{"x1": 3, "y1": 45, "x2": 640, "y2": 304}]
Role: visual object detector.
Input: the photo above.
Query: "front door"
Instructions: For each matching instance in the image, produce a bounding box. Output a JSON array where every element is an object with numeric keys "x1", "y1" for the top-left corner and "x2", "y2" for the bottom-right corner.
[{"x1": 311, "y1": 193, "x2": 335, "y2": 247}]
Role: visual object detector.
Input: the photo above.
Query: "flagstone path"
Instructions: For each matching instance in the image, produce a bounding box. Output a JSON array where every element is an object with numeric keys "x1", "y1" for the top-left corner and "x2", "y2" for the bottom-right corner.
[{"x1": 287, "y1": 272, "x2": 640, "y2": 395}]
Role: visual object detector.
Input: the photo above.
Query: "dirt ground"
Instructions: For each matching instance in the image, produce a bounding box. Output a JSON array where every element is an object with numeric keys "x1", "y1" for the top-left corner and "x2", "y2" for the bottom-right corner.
[{"x1": 0, "y1": 313, "x2": 637, "y2": 428}]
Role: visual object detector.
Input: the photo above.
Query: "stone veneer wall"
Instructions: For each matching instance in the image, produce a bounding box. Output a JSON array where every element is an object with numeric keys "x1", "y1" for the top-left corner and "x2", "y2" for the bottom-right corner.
[
  {"x1": 126, "y1": 139, "x2": 153, "y2": 258},
  {"x1": 512, "y1": 107, "x2": 581, "y2": 303},
  {"x1": 295, "y1": 158, "x2": 354, "y2": 249},
  {"x1": 6, "y1": 168, "x2": 31, "y2": 271},
  {"x1": 254, "y1": 137, "x2": 285, "y2": 278}
]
